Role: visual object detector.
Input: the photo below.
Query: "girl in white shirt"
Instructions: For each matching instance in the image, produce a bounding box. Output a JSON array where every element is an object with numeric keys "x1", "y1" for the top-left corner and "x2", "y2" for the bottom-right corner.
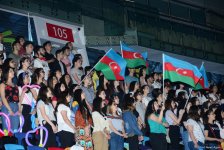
[
  {"x1": 18, "y1": 72, "x2": 37, "y2": 132},
  {"x1": 56, "y1": 91, "x2": 75, "y2": 148},
  {"x1": 187, "y1": 105, "x2": 205, "y2": 150},
  {"x1": 92, "y1": 97, "x2": 110, "y2": 150},
  {"x1": 36, "y1": 86, "x2": 57, "y2": 148}
]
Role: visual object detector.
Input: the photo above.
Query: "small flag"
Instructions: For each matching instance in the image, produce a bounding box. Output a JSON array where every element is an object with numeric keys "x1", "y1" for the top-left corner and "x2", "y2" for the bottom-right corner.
[
  {"x1": 194, "y1": 63, "x2": 209, "y2": 90},
  {"x1": 95, "y1": 49, "x2": 127, "y2": 80},
  {"x1": 121, "y1": 42, "x2": 147, "y2": 68}
]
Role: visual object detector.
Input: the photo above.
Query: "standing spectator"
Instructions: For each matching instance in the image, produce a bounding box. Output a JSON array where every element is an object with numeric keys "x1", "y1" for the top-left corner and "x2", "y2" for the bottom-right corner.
[
  {"x1": 204, "y1": 109, "x2": 223, "y2": 150},
  {"x1": 145, "y1": 100, "x2": 168, "y2": 150},
  {"x1": 141, "y1": 85, "x2": 152, "y2": 108},
  {"x1": 23, "y1": 41, "x2": 34, "y2": 66},
  {"x1": 36, "y1": 86, "x2": 57, "y2": 148},
  {"x1": 209, "y1": 85, "x2": 220, "y2": 104},
  {"x1": 123, "y1": 95, "x2": 143, "y2": 150},
  {"x1": 187, "y1": 106, "x2": 205, "y2": 150},
  {"x1": 125, "y1": 68, "x2": 139, "y2": 89},
  {"x1": 18, "y1": 72, "x2": 37, "y2": 132},
  {"x1": 17, "y1": 57, "x2": 32, "y2": 77},
  {"x1": 92, "y1": 97, "x2": 110, "y2": 150},
  {"x1": 81, "y1": 75, "x2": 95, "y2": 106},
  {"x1": 165, "y1": 99, "x2": 185, "y2": 150},
  {"x1": 8, "y1": 40, "x2": 21, "y2": 66},
  {"x1": 51, "y1": 49, "x2": 67, "y2": 75},
  {"x1": 61, "y1": 46, "x2": 72, "y2": 75},
  {"x1": 71, "y1": 56, "x2": 83, "y2": 84},
  {"x1": 107, "y1": 101, "x2": 127, "y2": 150},
  {"x1": 74, "y1": 89, "x2": 93, "y2": 149},
  {"x1": 0, "y1": 67, "x2": 20, "y2": 131},
  {"x1": 43, "y1": 41, "x2": 55, "y2": 71},
  {"x1": 31, "y1": 68, "x2": 46, "y2": 87},
  {"x1": 139, "y1": 67, "x2": 147, "y2": 86},
  {"x1": 33, "y1": 46, "x2": 50, "y2": 80},
  {"x1": 56, "y1": 91, "x2": 75, "y2": 148},
  {"x1": 151, "y1": 73, "x2": 162, "y2": 89},
  {"x1": 16, "y1": 36, "x2": 25, "y2": 55}
]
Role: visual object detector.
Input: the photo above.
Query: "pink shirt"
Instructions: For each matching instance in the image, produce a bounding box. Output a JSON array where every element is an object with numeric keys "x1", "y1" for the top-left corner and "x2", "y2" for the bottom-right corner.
[{"x1": 61, "y1": 57, "x2": 71, "y2": 75}]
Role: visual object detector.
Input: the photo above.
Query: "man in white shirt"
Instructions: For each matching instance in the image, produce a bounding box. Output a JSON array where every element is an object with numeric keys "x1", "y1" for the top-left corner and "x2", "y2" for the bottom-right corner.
[{"x1": 33, "y1": 46, "x2": 50, "y2": 80}]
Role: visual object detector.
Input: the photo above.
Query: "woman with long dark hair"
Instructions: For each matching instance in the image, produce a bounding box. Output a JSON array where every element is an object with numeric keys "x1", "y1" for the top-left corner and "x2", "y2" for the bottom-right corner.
[
  {"x1": 31, "y1": 68, "x2": 46, "y2": 87},
  {"x1": 204, "y1": 109, "x2": 223, "y2": 150},
  {"x1": 17, "y1": 57, "x2": 32, "y2": 77},
  {"x1": 139, "y1": 67, "x2": 147, "y2": 86},
  {"x1": 187, "y1": 105, "x2": 205, "y2": 150},
  {"x1": 18, "y1": 72, "x2": 37, "y2": 132},
  {"x1": 0, "y1": 67, "x2": 20, "y2": 131},
  {"x1": 36, "y1": 86, "x2": 57, "y2": 148},
  {"x1": 74, "y1": 89, "x2": 93, "y2": 149},
  {"x1": 60, "y1": 73, "x2": 72, "y2": 92},
  {"x1": 107, "y1": 80, "x2": 124, "y2": 106},
  {"x1": 165, "y1": 99, "x2": 185, "y2": 150},
  {"x1": 56, "y1": 91, "x2": 75, "y2": 148},
  {"x1": 123, "y1": 94, "x2": 143, "y2": 150},
  {"x1": 145, "y1": 99, "x2": 168, "y2": 150},
  {"x1": 107, "y1": 100, "x2": 127, "y2": 150},
  {"x1": 92, "y1": 97, "x2": 110, "y2": 150}
]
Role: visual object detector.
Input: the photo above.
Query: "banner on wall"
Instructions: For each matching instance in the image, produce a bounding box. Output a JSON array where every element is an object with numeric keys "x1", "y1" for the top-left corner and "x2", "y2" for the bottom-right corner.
[{"x1": 32, "y1": 16, "x2": 89, "y2": 67}]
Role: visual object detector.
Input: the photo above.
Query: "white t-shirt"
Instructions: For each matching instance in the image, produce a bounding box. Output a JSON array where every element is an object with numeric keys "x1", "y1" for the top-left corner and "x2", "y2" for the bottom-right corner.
[
  {"x1": 165, "y1": 110, "x2": 174, "y2": 125},
  {"x1": 18, "y1": 87, "x2": 36, "y2": 106},
  {"x1": 57, "y1": 104, "x2": 74, "y2": 133},
  {"x1": 37, "y1": 100, "x2": 56, "y2": 125},
  {"x1": 187, "y1": 119, "x2": 205, "y2": 143},
  {"x1": 142, "y1": 96, "x2": 152, "y2": 107},
  {"x1": 70, "y1": 68, "x2": 83, "y2": 84}
]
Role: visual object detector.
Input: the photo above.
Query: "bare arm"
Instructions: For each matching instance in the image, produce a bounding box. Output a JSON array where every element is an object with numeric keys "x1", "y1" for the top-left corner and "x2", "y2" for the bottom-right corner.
[
  {"x1": 39, "y1": 105, "x2": 55, "y2": 127},
  {"x1": 61, "y1": 110, "x2": 76, "y2": 133},
  {"x1": 204, "y1": 130, "x2": 220, "y2": 142},
  {"x1": 73, "y1": 73, "x2": 81, "y2": 85},
  {"x1": 108, "y1": 120, "x2": 123, "y2": 136},
  {"x1": 187, "y1": 125, "x2": 198, "y2": 146}
]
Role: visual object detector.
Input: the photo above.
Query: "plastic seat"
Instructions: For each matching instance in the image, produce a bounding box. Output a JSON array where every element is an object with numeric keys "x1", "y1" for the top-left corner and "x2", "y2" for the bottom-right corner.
[
  {"x1": 142, "y1": 136, "x2": 150, "y2": 146},
  {"x1": 4, "y1": 144, "x2": 24, "y2": 150}
]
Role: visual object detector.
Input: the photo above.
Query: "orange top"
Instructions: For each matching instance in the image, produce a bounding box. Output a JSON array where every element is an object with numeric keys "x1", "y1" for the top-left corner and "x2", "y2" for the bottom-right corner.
[{"x1": 75, "y1": 109, "x2": 93, "y2": 128}]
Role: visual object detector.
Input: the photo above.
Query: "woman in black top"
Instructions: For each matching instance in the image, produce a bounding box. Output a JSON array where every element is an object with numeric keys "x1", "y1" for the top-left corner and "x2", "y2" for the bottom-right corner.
[{"x1": 204, "y1": 109, "x2": 223, "y2": 150}]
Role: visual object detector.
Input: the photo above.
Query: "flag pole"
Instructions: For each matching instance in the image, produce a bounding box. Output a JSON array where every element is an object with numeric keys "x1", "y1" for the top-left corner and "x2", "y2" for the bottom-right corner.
[
  {"x1": 162, "y1": 54, "x2": 165, "y2": 104},
  {"x1": 78, "y1": 49, "x2": 112, "y2": 86},
  {"x1": 184, "y1": 74, "x2": 202, "y2": 109},
  {"x1": 120, "y1": 41, "x2": 127, "y2": 93},
  {"x1": 120, "y1": 41, "x2": 123, "y2": 58}
]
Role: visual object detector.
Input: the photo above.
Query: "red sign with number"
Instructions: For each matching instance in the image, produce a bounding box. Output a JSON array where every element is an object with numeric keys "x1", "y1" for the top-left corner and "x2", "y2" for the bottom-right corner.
[{"x1": 46, "y1": 23, "x2": 74, "y2": 42}]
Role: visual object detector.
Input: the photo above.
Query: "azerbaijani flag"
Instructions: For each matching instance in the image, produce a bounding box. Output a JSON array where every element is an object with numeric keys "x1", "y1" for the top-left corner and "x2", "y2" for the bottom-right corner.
[
  {"x1": 95, "y1": 49, "x2": 127, "y2": 80},
  {"x1": 121, "y1": 42, "x2": 147, "y2": 68},
  {"x1": 163, "y1": 54, "x2": 202, "y2": 87},
  {"x1": 194, "y1": 63, "x2": 209, "y2": 90}
]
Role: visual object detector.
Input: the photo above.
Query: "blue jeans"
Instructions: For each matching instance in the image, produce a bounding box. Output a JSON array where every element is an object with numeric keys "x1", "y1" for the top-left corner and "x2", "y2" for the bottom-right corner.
[
  {"x1": 188, "y1": 141, "x2": 204, "y2": 150},
  {"x1": 207, "y1": 143, "x2": 220, "y2": 150},
  {"x1": 180, "y1": 126, "x2": 190, "y2": 150},
  {"x1": 109, "y1": 132, "x2": 124, "y2": 150},
  {"x1": 1, "y1": 102, "x2": 20, "y2": 131}
]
